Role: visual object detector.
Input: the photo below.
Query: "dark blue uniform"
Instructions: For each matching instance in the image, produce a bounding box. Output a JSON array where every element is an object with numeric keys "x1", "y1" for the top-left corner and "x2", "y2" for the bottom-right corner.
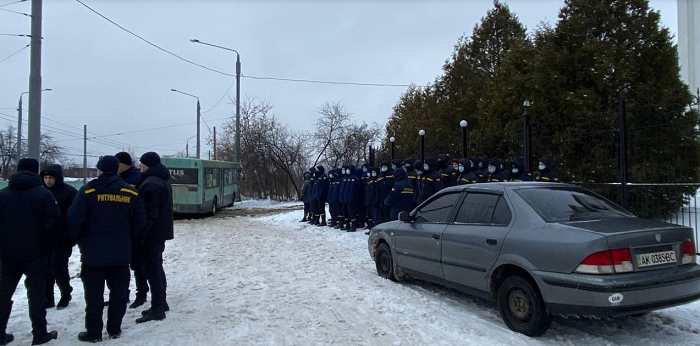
[
  {"x1": 120, "y1": 165, "x2": 141, "y2": 186},
  {"x1": 384, "y1": 168, "x2": 414, "y2": 221},
  {"x1": 327, "y1": 169, "x2": 342, "y2": 227},
  {"x1": 135, "y1": 161, "x2": 174, "y2": 323},
  {"x1": 488, "y1": 158, "x2": 510, "y2": 182},
  {"x1": 40, "y1": 164, "x2": 78, "y2": 309},
  {"x1": 313, "y1": 166, "x2": 329, "y2": 225},
  {"x1": 377, "y1": 162, "x2": 394, "y2": 224},
  {"x1": 339, "y1": 165, "x2": 360, "y2": 232},
  {"x1": 456, "y1": 158, "x2": 478, "y2": 185},
  {"x1": 364, "y1": 167, "x2": 379, "y2": 228},
  {"x1": 536, "y1": 156, "x2": 560, "y2": 182},
  {"x1": 300, "y1": 172, "x2": 313, "y2": 222},
  {"x1": 67, "y1": 172, "x2": 146, "y2": 340},
  {"x1": 509, "y1": 157, "x2": 534, "y2": 182},
  {"x1": 418, "y1": 157, "x2": 444, "y2": 205},
  {"x1": 0, "y1": 165, "x2": 61, "y2": 345}
]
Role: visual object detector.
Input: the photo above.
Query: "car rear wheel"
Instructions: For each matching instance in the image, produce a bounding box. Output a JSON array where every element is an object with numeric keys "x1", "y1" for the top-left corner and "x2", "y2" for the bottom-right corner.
[
  {"x1": 498, "y1": 276, "x2": 551, "y2": 336},
  {"x1": 375, "y1": 243, "x2": 396, "y2": 281}
]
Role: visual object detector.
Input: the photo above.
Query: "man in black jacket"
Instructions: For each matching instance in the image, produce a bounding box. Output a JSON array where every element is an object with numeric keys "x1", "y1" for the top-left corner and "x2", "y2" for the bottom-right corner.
[
  {"x1": 68, "y1": 156, "x2": 147, "y2": 342},
  {"x1": 135, "y1": 152, "x2": 174, "y2": 323},
  {"x1": 40, "y1": 164, "x2": 78, "y2": 310},
  {"x1": 0, "y1": 158, "x2": 60, "y2": 345},
  {"x1": 115, "y1": 152, "x2": 148, "y2": 309}
]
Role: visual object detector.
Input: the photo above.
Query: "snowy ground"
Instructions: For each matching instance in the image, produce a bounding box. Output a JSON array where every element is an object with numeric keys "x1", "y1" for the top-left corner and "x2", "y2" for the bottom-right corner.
[
  {"x1": 226, "y1": 198, "x2": 302, "y2": 210},
  {"x1": 6, "y1": 209, "x2": 700, "y2": 346}
]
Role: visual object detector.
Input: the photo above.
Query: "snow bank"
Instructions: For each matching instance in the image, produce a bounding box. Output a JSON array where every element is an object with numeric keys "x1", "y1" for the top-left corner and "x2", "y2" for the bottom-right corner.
[{"x1": 227, "y1": 198, "x2": 302, "y2": 210}]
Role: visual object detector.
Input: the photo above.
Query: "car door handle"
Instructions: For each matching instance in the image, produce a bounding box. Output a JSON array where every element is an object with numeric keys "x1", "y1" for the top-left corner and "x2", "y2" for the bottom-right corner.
[
  {"x1": 486, "y1": 239, "x2": 497, "y2": 246},
  {"x1": 432, "y1": 234, "x2": 440, "y2": 240}
]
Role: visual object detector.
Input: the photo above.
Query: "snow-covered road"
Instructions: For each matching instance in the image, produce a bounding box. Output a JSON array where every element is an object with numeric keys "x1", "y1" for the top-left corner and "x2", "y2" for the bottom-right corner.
[{"x1": 6, "y1": 209, "x2": 700, "y2": 345}]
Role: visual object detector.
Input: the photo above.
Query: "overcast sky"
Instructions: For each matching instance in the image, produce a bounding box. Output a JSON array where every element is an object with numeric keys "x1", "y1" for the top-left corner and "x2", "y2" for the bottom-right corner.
[{"x1": 0, "y1": 0, "x2": 678, "y2": 166}]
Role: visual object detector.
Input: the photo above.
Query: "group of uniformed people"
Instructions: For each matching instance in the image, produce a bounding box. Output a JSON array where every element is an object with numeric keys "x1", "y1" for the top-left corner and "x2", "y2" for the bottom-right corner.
[
  {"x1": 0, "y1": 151, "x2": 173, "y2": 345},
  {"x1": 300, "y1": 155, "x2": 559, "y2": 233}
]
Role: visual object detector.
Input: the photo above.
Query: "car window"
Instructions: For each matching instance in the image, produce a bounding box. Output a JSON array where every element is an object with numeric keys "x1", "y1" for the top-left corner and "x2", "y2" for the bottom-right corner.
[
  {"x1": 515, "y1": 186, "x2": 634, "y2": 222},
  {"x1": 455, "y1": 193, "x2": 499, "y2": 224},
  {"x1": 492, "y1": 197, "x2": 512, "y2": 225},
  {"x1": 414, "y1": 192, "x2": 461, "y2": 223}
]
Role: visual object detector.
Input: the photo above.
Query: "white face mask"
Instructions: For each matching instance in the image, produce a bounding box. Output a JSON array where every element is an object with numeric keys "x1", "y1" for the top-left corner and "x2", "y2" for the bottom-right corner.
[
  {"x1": 371, "y1": 172, "x2": 377, "y2": 177},
  {"x1": 512, "y1": 168, "x2": 519, "y2": 174},
  {"x1": 539, "y1": 164, "x2": 546, "y2": 171},
  {"x1": 391, "y1": 165, "x2": 397, "y2": 170},
  {"x1": 381, "y1": 167, "x2": 388, "y2": 173},
  {"x1": 423, "y1": 164, "x2": 429, "y2": 171},
  {"x1": 343, "y1": 169, "x2": 348, "y2": 175},
  {"x1": 366, "y1": 172, "x2": 371, "y2": 177},
  {"x1": 458, "y1": 166, "x2": 465, "y2": 173},
  {"x1": 416, "y1": 171, "x2": 423, "y2": 176}
]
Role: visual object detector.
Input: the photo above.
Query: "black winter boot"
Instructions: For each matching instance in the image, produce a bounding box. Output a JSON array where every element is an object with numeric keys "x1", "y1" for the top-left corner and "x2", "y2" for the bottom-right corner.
[
  {"x1": 299, "y1": 213, "x2": 308, "y2": 222},
  {"x1": 56, "y1": 287, "x2": 73, "y2": 310},
  {"x1": 334, "y1": 219, "x2": 343, "y2": 229},
  {"x1": 0, "y1": 333, "x2": 14, "y2": 346},
  {"x1": 77, "y1": 331, "x2": 101, "y2": 343},
  {"x1": 318, "y1": 215, "x2": 327, "y2": 226},
  {"x1": 340, "y1": 222, "x2": 349, "y2": 231},
  {"x1": 32, "y1": 331, "x2": 58, "y2": 345},
  {"x1": 308, "y1": 214, "x2": 317, "y2": 224},
  {"x1": 129, "y1": 294, "x2": 147, "y2": 309},
  {"x1": 348, "y1": 221, "x2": 357, "y2": 233}
]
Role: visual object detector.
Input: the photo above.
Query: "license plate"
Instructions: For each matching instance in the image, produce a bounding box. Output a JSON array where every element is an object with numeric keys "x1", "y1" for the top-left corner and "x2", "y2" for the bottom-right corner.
[{"x1": 637, "y1": 251, "x2": 677, "y2": 267}]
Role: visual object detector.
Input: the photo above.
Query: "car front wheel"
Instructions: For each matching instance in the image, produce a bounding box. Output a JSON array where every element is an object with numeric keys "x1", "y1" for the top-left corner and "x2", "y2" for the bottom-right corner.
[
  {"x1": 497, "y1": 276, "x2": 551, "y2": 336},
  {"x1": 375, "y1": 243, "x2": 396, "y2": 281}
]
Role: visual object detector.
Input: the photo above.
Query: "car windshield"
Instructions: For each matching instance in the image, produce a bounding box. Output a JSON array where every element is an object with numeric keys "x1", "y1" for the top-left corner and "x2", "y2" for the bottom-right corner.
[{"x1": 515, "y1": 186, "x2": 634, "y2": 222}]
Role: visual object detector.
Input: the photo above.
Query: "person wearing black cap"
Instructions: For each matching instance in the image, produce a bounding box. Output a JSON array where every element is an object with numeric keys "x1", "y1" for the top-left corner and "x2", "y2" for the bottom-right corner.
[
  {"x1": 40, "y1": 164, "x2": 78, "y2": 310},
  {"x1": 115, "y1": 152, "x2": 141, "y2": 186},
  {"x1": 135, "y1": 152, "x2": 174, "y2": 323},
  {"x1": 0, "y1": 158, "x2": 61, "y2": 345},
  {"x1": 67, "y1": 155, "x2": 147, "y2": 342},
  {"x1": 114, "y1": 152, "x2": 148, "y2": 309}
]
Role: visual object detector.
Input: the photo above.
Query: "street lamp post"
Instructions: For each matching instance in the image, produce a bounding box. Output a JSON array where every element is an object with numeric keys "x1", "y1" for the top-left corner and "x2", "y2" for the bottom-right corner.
[
  {"x1": 389, "y1": 136, "x2": 395, "y2": 161},
  {"x1": 171, "y1": 89, "x2": 201, "y2": 158},
  {"x1": 17, "y1": 88, "x2": 51, "y2": 163},
  {"x1": 419, "y1": 130, "x2": 425, "y2": 161},
  {"x1": 185, "y1": 135, "x2": 197, "y2": 158},
  {"x1": 460, "y1": 120, "x2": 468, "y2": 159},
  {"x1": 522, "y1": 100, "x2": 531, "y2": 171},
  {"x1": 190, "y1": 39, "x2": 241, "y2": 166}
]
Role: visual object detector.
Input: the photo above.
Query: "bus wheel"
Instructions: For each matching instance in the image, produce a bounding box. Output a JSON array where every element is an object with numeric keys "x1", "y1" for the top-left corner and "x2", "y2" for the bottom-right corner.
[{"x1": 209, "y1": 197, "x2": 217, "y2": 216}]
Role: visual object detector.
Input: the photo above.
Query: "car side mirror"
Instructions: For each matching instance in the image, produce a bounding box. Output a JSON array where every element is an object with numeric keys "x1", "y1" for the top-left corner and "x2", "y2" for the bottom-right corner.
[{"x1": 399, "y1": 211, "x2": 412, "y2": 222}]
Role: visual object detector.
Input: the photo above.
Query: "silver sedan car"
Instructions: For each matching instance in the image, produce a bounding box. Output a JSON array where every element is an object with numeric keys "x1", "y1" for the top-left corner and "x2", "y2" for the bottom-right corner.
[{"x1": 368, "y1": 182, "x2": 700, "y2": 336}]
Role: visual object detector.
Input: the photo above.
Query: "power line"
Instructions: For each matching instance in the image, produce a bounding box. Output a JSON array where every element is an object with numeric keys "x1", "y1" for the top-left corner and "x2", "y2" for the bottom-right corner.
[
  {"x1": 0, "y1": 0, "x2": 27, "y2": 8},
  {"x1": 0, "y1": 7, "x2": 30, "y2": 16},
  {"x1": 0, "y1": 44, "x2": 29, "y2": 64},
  {"x1": 75, "y1": 0, "x2": 234, "y2": 77},
  {"x1": 242, "y1": 75, "x2": 411, "y2": 87},
  {"x1": 202, "y1": 79, "x2": 235, "y2": 113},
  {"x1": 75, "y1": 0, "x2": 411, "y2": 88}
]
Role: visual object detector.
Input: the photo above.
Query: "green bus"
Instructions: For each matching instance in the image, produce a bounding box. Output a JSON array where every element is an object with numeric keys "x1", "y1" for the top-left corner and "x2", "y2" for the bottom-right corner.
[{"x1": 161, "y1": 157, "x2": 240, "y2": 215}]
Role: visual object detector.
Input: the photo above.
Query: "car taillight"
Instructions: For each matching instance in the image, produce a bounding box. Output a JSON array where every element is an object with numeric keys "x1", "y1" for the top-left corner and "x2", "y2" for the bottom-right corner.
[
  {"x1": 575, "y1": 249, "x2": 633, "y2": 274},
  {"x1": 682, "y1": 241, "x2": 697, "y2": 265}
]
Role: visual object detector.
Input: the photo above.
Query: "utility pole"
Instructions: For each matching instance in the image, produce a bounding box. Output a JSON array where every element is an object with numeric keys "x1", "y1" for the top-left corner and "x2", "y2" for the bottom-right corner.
[
  {"x1": 17, "y1": 96, "x2": 23, "y2": 163},
  {"x1": 235, "y1": 55, "x2": 241, "y2": 165},
  {"x1": 196, "y1": 100, "x2": 201, "y2": 159},
  {"x1": 213, "y1": 126, "x2": 217, "y2": 160},
  {"x1": 27, "y1": 0, "x2": 43, "y2": 160},
  {"x1": 186, "y1": 142, "x2": 189, "y2": 158},
  {"x1": 83, "y1": 125, "x2": 87, "y2": 184}
]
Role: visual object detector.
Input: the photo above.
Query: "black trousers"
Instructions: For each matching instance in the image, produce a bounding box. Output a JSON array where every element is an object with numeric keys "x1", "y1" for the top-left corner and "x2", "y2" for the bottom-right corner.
[
  {"x1": 329, "y1": 202, "x2": 340, "y2": 221},
  {"x1": 81, "y1": 264, "x2": 129, "y2": 337},
  {"x1": 45, "y1": 248, "x2": 72, "y2": 300},
  {"x1": 0, "y1": 257, "x2": 49, "y2": 338},
  {"x1": 314, "y1": 201, "x2": 326, "y2": 215},
  {"x1": 342, "y1": 203, "x2": 358, "y2": 226},
  {"x1": 142, "y1": 240, "x2": 167, "y2": 311},
  {"x1": 130, "y1": 240, "x2": 149, "y2": 299},
  {"x1": 303, "y1": 202, "x2": 310, "y2": 216}
]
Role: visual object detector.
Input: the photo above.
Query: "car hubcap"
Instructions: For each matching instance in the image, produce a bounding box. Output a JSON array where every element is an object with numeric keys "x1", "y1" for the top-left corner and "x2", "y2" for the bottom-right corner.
[
  {"x1": 508, "y1": 288, "x2": 532, "y2": 323},
  {"x1": 379, "y1": 252, "x2": 391, "y2": 273}
]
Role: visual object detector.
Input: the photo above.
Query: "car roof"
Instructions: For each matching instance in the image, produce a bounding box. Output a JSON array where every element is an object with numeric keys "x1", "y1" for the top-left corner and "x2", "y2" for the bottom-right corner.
[{"x1": 438, "y1": 182, "x2": 571, "y2": 195}]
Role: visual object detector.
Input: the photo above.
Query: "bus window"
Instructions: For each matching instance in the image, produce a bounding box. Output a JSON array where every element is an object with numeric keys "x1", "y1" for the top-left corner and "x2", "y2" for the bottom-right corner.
[
  {"x1": 205, "y1": 169, "x2": 214, "y2": 188},
  {"x1": 212, "y1": 169, "x2": 219, "y2": 187}
]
